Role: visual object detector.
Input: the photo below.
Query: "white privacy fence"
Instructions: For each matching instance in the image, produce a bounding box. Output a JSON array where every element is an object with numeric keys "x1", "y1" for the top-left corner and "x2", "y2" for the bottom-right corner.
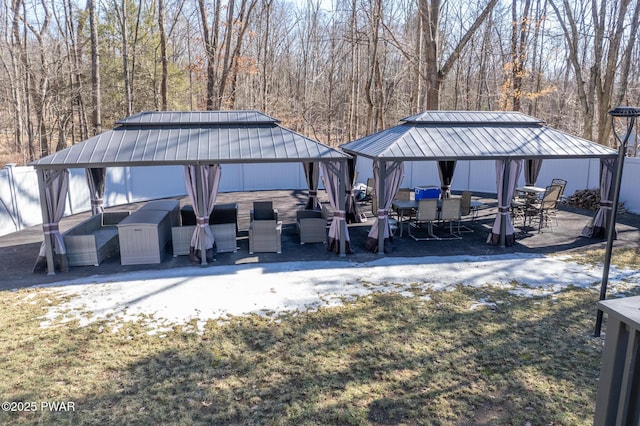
[{"x1": 1, "y1": 158, "x2": 639, "y2": 237}]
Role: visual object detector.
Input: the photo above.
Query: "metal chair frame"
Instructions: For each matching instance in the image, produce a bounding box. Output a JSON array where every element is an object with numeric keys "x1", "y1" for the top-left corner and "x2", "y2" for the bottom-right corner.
[
  {"x1": 439, "y1": 197, "x2": 463, "y2": 240},
  {"x1": 526, "y1": 184, "x2": 563, "y2": 233},
  {"x1": 408, "y1": 199, "x2": 440, "y2": 241}
]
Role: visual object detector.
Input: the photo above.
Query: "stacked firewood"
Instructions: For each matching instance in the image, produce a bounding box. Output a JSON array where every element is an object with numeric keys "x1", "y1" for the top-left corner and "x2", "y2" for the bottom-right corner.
[
  {"x1": 565, "y1": 188, "x2": 627, "y2": 213},
  {"x1": 565, "y1": 189, "x2": 600, "y2": 210}
]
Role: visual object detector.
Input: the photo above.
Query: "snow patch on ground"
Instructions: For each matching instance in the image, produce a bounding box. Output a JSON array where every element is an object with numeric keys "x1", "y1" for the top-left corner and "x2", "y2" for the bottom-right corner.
[{"x1": 35, "y1": 253, "x2": 631, "y2": 333}]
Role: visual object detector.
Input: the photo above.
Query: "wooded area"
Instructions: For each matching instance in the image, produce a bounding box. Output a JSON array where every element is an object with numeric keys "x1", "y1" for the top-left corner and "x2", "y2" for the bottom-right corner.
[{"x1": 1, "y1": 0, "x2": 639, "y2": 166}]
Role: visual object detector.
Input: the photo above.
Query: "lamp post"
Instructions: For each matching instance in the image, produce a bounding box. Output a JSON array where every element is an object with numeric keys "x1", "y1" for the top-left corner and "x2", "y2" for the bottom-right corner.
[{"x1": 594, "y1": 106, "x2": 640, "y2": 337}]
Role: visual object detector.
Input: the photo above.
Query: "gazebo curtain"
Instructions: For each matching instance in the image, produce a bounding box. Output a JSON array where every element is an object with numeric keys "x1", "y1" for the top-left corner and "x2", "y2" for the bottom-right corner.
[
  {"x1": 524, "y1": 159, "x2": 543, "y2": 186},
  {"x1": 365, "y1": 160, "x2": 404, "y2": 253},
  {"x1": 487, "y1": 159, "x2": 522, "y2": 247},
  {"x1": 33, "y1": 169, "x2": 70, "y2": 273},
  {"x1": 86, "y1": 167, "x2": 106, "y2": 215},
  {"x1": 438, "y1": 160, "x2": 456, "y2": 198},
  {"x1": 184, "y1": 164, "x2": 221, "y2": 264},
  {"x1": 321, "y1": 161, "x2": 351, "y2": 254},
  {"x1": 345, "y1": 158, "x2": 365, "y2": 223},
  {"x1": 582, "y1": 158, "x2": 615, "y2": 238},
  {"x1": 303, "y1": 162, "x2": 321, "y2": 210}
]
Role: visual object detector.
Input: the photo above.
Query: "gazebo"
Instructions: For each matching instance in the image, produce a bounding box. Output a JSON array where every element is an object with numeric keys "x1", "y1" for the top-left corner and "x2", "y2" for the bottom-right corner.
[
  {"x1": 340, "y1": 111, "x2": 618, "y2": 253},
  {"x1": 29, "y1": 111, "x2": 352, "y2": 275}
]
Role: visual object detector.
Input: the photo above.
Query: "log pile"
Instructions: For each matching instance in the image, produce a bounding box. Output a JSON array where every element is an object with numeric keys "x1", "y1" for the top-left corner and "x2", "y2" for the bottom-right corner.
[
  {"x1": 565, "y1": 189, "x2": 600, "y2": 210},
  {"x1": 565, "y1": 188, "x2": 627, "y2": 213}
]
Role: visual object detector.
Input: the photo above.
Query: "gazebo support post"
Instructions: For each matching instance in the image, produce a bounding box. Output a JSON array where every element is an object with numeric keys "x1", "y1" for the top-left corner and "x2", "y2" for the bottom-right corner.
[
  {"x1": 196, "y1": 164, "x2": 208, "y2": 266},
  {"x1": 37, "y1": 169, "x2": 56, "y2": 275},
  {"x1": 377, "y1": 161, "x2": 387, "y2": 255},
  {"x1": 499, "y1": 162, "x2": 510, "y2": 248},
  {"x1": 338, "y1": 160, "x2": 347, "y2": 257}
]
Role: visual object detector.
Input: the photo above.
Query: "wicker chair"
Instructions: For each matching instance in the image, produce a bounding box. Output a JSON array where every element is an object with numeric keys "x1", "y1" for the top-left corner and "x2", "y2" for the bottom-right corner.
[
  {"x1": 296, "y1": 210, "x2": 327, "y2": 244},
  {"x1": 251, "y1": 201, "x2": 278, "y2": 221},
  {"x1": 249, "y1": 220, "x2": 282, "y2": 254},
  {"x1": 249, "y1": 201, "x2": 282, "y2": 253}
]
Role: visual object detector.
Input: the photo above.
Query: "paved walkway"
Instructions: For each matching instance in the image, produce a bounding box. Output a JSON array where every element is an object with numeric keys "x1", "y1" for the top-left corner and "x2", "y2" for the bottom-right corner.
[{"x1": 2, "y1": 190, "x2": 639, "y2": 291}]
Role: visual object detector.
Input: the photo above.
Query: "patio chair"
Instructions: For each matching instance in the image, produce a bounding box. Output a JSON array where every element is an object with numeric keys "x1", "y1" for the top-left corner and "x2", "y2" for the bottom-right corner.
[
  {"x1": 371, "y1": 195, "x2": 377, "y2": 217},
  {"x1": 249, "y1": 201, "x2": 282, "y2": 253},
  {"x1": 394, "y1": 188, "x2": 412, "y2": 201},
  {"x1": 458, "y1": 191, "x2": 475, "y2": 233},
  {"x1": 511, "y1": 198, "x2": 527, "y2": 228},
  {"x1": 526, "y1": 184, "x2": 563, "y2": 233},
  {"x1": 392, "y1": 188, "x2": 412, "y2": 220},
  {"x1": 296, "y1": 210, "x2": 327, "y2": 244},
  {"x1": 551, "y1": 178, "x2": 567, "y2": 201},
  {"x1": 439, "y1": 197, "x2": 462, "y2": 239},
  {"x1": 408, "y1": 199, "x2": 439, "y2": 240},
  {"x1": 251, "y1": 201, "x2": 278, "y2": 221},
  {"x1": 362, "y1": 177, "x2": 375, "y2": 202},
  {"x1": 249, "y1": 219, "x2": 282, "y2": 254}
]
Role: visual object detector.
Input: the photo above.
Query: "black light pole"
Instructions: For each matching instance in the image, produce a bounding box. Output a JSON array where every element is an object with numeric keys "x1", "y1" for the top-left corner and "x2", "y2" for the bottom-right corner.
[{"x1": 594, "y1": 106, "x2": 640, "y2": 337}]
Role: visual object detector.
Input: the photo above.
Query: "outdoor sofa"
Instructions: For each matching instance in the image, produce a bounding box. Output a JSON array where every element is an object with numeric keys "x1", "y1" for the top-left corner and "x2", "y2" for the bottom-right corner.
[
  {"x1": 63, "y1": 211, "x2": 130, "y2": 266},
  {"x1": 172, "y1": 203, "x2": 238, "y2": 256}
]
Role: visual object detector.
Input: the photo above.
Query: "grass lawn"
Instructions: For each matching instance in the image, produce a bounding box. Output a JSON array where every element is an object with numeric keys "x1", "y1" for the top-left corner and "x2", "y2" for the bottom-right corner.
[{"x1": 1, "y1": 249, "x2": 638, "y2": 425}]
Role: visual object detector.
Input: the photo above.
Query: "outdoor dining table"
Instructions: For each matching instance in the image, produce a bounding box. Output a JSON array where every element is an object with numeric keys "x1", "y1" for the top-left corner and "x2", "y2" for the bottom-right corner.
[
  {"x1": 515, "y1": 186, "x2": 546, "y2": 196},
  {"x1": 391, "y1": 199, "x2": 419, "y2": 237},
  {"x1": 391, "y1": 198, "x2": 483, "y2": 237}
]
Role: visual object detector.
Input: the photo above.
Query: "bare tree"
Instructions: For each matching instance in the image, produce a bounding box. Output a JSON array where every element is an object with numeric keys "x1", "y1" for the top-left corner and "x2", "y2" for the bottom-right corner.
[
  {"x1": 158, "y1": 0, "x2": 168, "y2": 110},
  {"x1": 1, "y1": 0, "x2": 639, "y2": 163},
  {"x1": 223, "y1": 0, "x2": 257, "y2": 108},
  {"x1": 198, "y1": 0, "x2": 220, "y2": 110},
  {"x1": 505, "y1": 0, "x2": 532, "y2": 111},
  {"x1": 417, "y1": 0, "x2": 499, "y2": 110},
  {"x1": 549, "y1": 0, "x2": 640, "y2": 144},
  {"x1": 88, "y1": 0, "x2": 101, "y2": 134},
  {"x1": 0, "y1": 0, "x2": 26, "y2": 160},
  {"x1": 364, "y1": 0, "x2": 384, "y2": 132},
  {"x1": 61, "y1": 0, "x2": 89, "y2": 142},
  {"x1": 113, "y1": 0, "x2": 132, "y2": 115}
]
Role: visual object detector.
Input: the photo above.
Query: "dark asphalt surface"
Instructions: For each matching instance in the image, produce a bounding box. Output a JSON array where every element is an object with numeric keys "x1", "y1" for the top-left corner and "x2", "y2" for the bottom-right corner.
[{"x1": 2, "y1": 190, "x2": 638, "y2": 290}]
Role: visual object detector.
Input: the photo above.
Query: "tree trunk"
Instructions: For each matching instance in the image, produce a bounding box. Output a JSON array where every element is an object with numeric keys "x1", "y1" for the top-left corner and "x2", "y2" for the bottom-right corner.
[
  {"x1": 115, "y1": 0, "x2": 132, "y2": 116},
  {"x1": 158, "y1": 0, "x2": 168, "y2": 110},
  {"x1": 550, "y1": 0, "x2": 638, "y2": 144},
  {"x1": 259, "y1": 0, "x2": 273, "y2": 112},
  {"x1": 5, "y1": 0, "x2": 25, "y2": 159},
  {"x1": 420, "y1": 0, "x2": 498, "y2": 110},
  {"x1": 88, "y1": 0, "x2": 101, "y2": 134},
  {"x1": 510, "y1": 0, "x2": 531, "y2": 111},
  {"x1": 63, "y1": 0, "x2": 88, "y2": 142},
  {"x1": 364, "y1": 0, "x2": 384, "y2": 132},
  {"x1": 224, "y1": 0, "x2": 257, "y2": 108},
  {"x1": 198, "y1": 0, "x2": 220, "y2": 110}
]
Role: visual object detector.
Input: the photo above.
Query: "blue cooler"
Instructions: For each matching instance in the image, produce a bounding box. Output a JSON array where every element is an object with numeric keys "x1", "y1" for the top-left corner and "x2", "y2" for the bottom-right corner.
[{"x1": 414, "y1": 186, "x2": 440, "y2": 200}]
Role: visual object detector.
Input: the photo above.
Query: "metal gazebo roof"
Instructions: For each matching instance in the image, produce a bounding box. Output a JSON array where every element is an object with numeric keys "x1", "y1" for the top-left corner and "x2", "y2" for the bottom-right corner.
[
  {"x1": 30, "y1": 110, "x2": 350, "y2": 169},
  {"x1": 340, "y1": 111, "x2": 617, "y2": 160}
]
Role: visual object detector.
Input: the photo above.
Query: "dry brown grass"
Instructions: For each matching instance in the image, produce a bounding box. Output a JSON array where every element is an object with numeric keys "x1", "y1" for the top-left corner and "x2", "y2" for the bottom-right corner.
[
  {"x1": 565, "y1": 247, "x2": 640, "y2": 269},
  {"x1": 0, "y1": 277, "x2": 621, "y2": 425}
]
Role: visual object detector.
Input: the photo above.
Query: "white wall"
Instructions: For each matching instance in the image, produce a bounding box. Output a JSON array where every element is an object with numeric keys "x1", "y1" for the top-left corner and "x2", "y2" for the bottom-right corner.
[
  {"x1": 1, "y1": 157, "x2": 639, "y2": 237},
  {"x1": 0, "y1": 165, "x2": 41, "y2": 236},
  {"x1": 620, "y1": 158, "x2": 640, "y2": 213}
]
